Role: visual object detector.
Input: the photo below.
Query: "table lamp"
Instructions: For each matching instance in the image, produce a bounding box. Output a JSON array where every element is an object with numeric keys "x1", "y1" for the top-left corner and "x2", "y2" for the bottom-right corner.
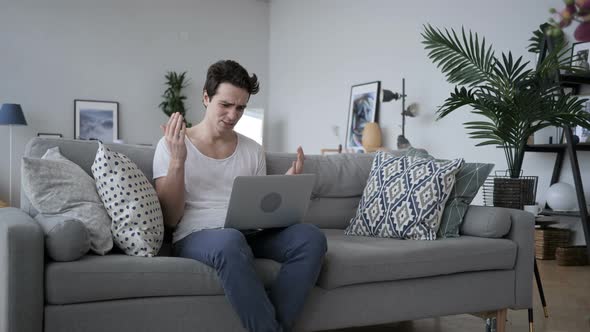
[{"x1": 0, "y1": 104, "x2": 28, "y2": 205}]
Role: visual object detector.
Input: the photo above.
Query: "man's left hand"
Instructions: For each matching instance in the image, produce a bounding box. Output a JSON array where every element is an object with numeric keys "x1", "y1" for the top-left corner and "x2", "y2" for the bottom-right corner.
[{"x1": 286, "y1": 146, "x2": 305, "y2": 175}]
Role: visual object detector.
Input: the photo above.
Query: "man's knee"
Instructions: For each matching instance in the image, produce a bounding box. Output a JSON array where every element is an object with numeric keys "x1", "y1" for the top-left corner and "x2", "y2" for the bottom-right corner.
[
  {"x1": 211, "y1": 229, "x2": 251, "y2": 261},
  {"x1": 290, "y1": 223, "x2": 327, "y2": 255}
]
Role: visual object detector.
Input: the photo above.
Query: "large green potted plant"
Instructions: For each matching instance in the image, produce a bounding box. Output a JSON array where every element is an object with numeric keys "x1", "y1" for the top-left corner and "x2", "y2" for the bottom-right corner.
[
  {"x1": 422, "y1": 25, "x2": 590, "y2": 208},
  {"x1": 159, "y1": 71, "x2": 192, "y2": 127}
]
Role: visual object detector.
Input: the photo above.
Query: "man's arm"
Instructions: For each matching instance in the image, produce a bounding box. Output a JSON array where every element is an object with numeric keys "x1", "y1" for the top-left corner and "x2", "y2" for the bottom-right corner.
[
  {"x1": 155, "y1": 112, "x2": 187, "y2": 228},
  {"x1": 155, "y1": 161, "x2": 185, "y2": 228}
]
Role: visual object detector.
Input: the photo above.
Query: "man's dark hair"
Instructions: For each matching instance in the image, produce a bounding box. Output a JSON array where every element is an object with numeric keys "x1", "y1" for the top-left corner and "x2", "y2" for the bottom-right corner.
[{"x1": 203, "y1": 60, "x2": 259, "y2": 98}]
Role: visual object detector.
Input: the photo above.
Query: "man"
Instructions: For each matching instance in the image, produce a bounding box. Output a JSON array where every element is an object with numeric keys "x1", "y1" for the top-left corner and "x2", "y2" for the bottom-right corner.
[{"x1": 153, "y1": 60, "x2": 327, "y2": 332}]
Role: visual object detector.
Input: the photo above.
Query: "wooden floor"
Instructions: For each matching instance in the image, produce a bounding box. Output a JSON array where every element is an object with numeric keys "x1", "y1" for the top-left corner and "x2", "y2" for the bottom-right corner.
[{"x1": 326, "y1": 260, "x2": 590, "y2": 332}]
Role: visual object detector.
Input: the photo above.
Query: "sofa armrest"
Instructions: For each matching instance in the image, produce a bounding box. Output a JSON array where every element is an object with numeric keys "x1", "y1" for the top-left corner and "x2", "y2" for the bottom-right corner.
[
  {"x1": 462, "y1": 206, "x2": 534, "y2": 309},
  {"x1": 505, "y1": 207, "x2": 535, "y2": 310},
  {"x1": 0, "y1": 207, "x2": 44, "y2": 332}
]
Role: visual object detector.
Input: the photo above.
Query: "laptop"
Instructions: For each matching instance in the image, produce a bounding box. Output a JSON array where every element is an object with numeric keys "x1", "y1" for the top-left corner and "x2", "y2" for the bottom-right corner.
[{"x1": 224, "y1": 174, "x2": 316, "y2": 230}]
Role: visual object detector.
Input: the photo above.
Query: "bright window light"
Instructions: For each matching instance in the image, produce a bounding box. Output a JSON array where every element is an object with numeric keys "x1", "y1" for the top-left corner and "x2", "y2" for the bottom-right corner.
[{"x1": 234, "y1": 108, "x2": 264, "y2": 145}]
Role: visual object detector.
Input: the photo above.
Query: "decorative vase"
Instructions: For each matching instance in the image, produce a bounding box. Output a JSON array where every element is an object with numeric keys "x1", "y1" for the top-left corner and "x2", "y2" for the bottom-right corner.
[
  {"x1": 361, "y1": 122, "x2": 382, "y2": 152},
  {"x1": 546, "y1": 182, "x2": 577, "y2": 211}
]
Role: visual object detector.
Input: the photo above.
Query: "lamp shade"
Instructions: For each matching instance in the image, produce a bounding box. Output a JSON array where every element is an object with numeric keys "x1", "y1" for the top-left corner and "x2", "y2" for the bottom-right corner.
[
  {"x1": 0, "y1": 104, "x2": 27, "y2": 125},
  {"x1": 382, "y1": 89, "x2": 400, "y2": 103},
  {"x1": 362, "y1": 122, "x2": 382, "y2": 152}
]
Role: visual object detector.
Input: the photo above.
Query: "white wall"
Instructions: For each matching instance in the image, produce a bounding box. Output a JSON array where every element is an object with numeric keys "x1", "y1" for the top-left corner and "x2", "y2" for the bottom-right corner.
[
  {"x1": 268, "y1": 0, "x2": 589, "y2": 244},
  {"x1": 0, "y1": 0, "x2": 270, "y2": 205}
]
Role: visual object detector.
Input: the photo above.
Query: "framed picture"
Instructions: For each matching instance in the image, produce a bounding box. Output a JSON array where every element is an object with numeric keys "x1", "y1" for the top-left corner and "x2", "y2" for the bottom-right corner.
[
  {"x1": 74, "y1": 99, "x2": 119, "y2": 142},
  {"x1": 345, "y1": 81, "x2": 381, "y2": 151},
  {"x1": 571, "y1": 42, "x2": 590, "y2": 72},
  {"x1": 575, "y1": 98, "x2": 590, "y2": 144},
  {"x1": 37, "y1": 133, "x2": 63, "y2": 138}
]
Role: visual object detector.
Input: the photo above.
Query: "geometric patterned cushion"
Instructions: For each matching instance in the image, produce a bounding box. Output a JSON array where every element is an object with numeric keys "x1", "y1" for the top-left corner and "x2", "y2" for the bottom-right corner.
[
  {"x1": 92, "y1": 142, "x2": 164, "y2": 257},
  {"x1": 345, "y1": 151, "x2": 464, "y2": 240},
  {"x1": 398, "y1": 148, "x2": 494, "y2": 238},
  {"x1": 437, "y1": 162, "x2": 494, "y2": 238}
]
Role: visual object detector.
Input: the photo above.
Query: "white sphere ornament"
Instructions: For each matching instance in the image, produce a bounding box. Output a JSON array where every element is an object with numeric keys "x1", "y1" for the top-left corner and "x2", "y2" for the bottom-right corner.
[{"x1": 545, "y1": 182, "x2": 578, "y2": 212}]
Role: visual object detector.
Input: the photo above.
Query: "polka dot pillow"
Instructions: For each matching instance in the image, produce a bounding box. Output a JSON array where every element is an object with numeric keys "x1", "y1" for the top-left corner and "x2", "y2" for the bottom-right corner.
[{"x1": 92, "y1": 142, "x2": 164, "y2": 257}]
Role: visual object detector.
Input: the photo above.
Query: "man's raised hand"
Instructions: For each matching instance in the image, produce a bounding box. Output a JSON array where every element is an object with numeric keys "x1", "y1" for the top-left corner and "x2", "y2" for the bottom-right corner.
[{"x1": 161, "y1": 112, "x2": 187, "y2": 162}]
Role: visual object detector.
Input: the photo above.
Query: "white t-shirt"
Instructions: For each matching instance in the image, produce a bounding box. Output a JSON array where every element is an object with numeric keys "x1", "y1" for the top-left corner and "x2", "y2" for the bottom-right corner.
[{"x1": 153, "y1": 132, "x2": 266, "y2": 243}]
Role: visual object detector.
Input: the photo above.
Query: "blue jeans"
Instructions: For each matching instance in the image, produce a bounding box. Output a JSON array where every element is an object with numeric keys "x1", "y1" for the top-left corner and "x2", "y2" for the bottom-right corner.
[{"x1": 174, "y1": 223, "x2": 328, "y2": 332}]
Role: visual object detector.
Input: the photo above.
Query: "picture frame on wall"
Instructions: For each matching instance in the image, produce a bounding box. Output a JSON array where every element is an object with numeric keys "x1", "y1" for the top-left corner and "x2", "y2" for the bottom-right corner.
[
  {"x1": 74, "y1": 99, "x2": 119, "y2": 142},
  {"x1": 37, "y1": 133, "x2": 63, "y2": 138},
  {"x1": 345, "y1": 81, "x2": 381, "y2": 152},
  {"x1": 571, "y1": 41, "x2": 590, "y2": 72},
  {"x1": 575, "y1": 98, "x2": 590, "y2": 144}
]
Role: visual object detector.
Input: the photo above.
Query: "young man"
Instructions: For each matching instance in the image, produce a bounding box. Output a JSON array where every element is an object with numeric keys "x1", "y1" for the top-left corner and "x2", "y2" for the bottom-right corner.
[{"x1": 153, "y1": 60, "x2": 327, "y2": 332}]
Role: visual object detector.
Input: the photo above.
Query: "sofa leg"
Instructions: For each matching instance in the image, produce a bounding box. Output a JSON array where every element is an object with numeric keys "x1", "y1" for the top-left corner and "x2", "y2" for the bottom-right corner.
[
  {"x1": 528, "y1": 308, "x2": 534, "y2": 332},
  {"x1": 495, "y1": 309, "x2": 507, "y2": 332}
]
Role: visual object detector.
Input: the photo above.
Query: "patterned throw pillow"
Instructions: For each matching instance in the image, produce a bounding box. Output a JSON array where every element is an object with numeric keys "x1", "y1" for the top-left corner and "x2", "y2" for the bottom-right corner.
[
  {"x1": 345, "y1": 151, "x2": 464, "y2": 240},
  {"x1": 437, "y1": 163, "x2": 494, "y2": 238},
  {"x1": 398, "y1": 148, "x2": 494, "y2": 238},
  {"x1": 91, "y1": 142, "x2": 164, "y2": 257}
]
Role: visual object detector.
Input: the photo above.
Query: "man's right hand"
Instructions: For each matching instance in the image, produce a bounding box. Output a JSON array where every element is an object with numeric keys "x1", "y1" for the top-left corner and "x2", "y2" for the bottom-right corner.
[{"x1": 161, "y1": 112, "x2": 187, "y2": 163}]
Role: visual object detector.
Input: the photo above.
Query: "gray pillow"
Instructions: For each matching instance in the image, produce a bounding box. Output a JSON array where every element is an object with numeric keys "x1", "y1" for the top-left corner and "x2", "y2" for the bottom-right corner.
[
  {"x1": 34, "y1": 214, "x2": 90, "y2": 261},
  {"x1": 400, "y1": 148, "x2": 494, "y2": 238},
  {"x1": 21, "y1": 147, "x2": 113, "y2": 255},
  {"x1": 460, "y1": 205, "x2": 511, "y2": 238},
  {"x1": 438, "y1": 162, "x2": 494, "y2": 237}
]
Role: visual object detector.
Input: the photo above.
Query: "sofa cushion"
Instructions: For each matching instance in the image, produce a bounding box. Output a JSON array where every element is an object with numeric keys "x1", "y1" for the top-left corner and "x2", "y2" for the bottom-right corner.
[
  {"x1": 438, "y1": 162, "x2": 494, "y2": 238},
  {"x1": 345, "y1": 152, "x2": 464, "y2": 240},
  {"x1": 22, "y1": 138, "x2": 156, "y2": 218},
  {"x1": 392, "y1": 148, "x2": 494, "y2": 238},
  {"x1": 22, "y1": 147, "x2": 113, "y2": 255},
  {"x1": 92, "y1": 142, "x2": 164, "y2": 257},
  {"x1": 266, "y1": 152, "x2": 375, "y2": 198},
  {"x1": 317, "y1": 229, "x2": 517, "y2": 289},
  {"x1": 34, "y1": 214, "x2": 90, "y2": 262},
  {"x1": 45, "y1": 255, "x2": 281, "y2": 305},
  {"x1": 460, "y1": 205, "x2": 512, "y2": 238}
]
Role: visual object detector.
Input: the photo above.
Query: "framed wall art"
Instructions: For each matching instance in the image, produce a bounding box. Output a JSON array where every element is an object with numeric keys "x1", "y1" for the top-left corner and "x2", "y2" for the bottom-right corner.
[
  {"x1": 575, "y1": 98, "x2": 590, "y2": 144},
  {"x1": 571, "y1": 41, "x2": 590, "y2": 72},
  {"x1": 74, "y1": 99, "x2": 119, "y2": 142},
  {"x1": 345, "y1": 81, "x2": 381, "y2": 152},
  {"x1": 37, "y1": 133, "x2": 63, "y2": 138}
]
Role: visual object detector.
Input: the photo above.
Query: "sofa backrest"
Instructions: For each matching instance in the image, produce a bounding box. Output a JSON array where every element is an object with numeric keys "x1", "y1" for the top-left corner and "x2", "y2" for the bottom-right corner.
[
  {"x1": 22, "y1": 138, "x2": 388, "y2": 229},
  {"x1": 22, "y1": 138, "x2": 156, "y2": 218}
]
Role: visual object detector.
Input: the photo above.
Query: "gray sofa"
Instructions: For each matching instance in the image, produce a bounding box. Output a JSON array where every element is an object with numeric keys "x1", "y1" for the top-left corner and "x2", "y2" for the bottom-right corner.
[{"x1": 0, "y1": 138, "x2": 534, "y2": 332}]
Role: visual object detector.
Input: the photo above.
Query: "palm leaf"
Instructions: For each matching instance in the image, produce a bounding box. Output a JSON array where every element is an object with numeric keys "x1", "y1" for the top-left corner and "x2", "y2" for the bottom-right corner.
[{"x1": 422, "y1": 25, "x2": 495, "y2": 87}]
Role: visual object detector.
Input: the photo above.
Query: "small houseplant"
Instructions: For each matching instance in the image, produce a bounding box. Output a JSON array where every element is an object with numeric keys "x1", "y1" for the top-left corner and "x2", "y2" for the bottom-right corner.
[
  {"x1": 422, "y1": 24, "x2": 590, "y2": 179},
  {"x1": 159, "y1": 71, "x2": 192, "y2": 127}
]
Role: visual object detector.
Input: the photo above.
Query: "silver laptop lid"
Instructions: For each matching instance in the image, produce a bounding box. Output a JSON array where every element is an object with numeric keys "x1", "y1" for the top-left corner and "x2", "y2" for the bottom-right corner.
[{"x1": 224, "y1": 174, "x2": 316, "y2": 230}]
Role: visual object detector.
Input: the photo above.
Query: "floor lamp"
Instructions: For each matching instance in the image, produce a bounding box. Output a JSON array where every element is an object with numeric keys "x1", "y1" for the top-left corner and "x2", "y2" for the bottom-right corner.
[
  {"x1": 382, "y1": 78, "x2": 419, "y2": 149},
  {"x1": 0, "y1": 104, "x2": 28, "y2": 206}
]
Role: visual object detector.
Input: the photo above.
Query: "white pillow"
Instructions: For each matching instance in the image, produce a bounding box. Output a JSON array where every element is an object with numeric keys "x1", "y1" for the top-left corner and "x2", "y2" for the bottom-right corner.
[
  {"x1": 92, "y1": 142, "x2": 164, "y2": 257},
  {"x1": 22, "y1": 147, "x2": 113, "y2": 255}
]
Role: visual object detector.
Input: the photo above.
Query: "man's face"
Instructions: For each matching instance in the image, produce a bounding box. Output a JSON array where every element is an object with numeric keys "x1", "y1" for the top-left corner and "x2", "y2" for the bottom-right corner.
[{"x1": 203, "y1": 82, "x2": 249, "y2": 133}]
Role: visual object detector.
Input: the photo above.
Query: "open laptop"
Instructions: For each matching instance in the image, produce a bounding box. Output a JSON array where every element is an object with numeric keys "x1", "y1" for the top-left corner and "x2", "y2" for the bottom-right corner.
[{"x1": 224, "y1": 174, "x2": 316, "y2": 230}]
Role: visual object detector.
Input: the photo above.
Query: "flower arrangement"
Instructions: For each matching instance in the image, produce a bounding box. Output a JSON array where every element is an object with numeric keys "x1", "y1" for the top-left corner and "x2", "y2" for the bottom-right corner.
[{"x1": 549, "y1": 0, "x2": 590, "y2": 41}]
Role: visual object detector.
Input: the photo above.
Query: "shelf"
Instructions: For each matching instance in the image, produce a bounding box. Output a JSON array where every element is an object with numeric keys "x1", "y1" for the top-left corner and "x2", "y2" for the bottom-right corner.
[
  {"x1": 540, "y1": 209, "x2": 581, "y2": 218},
  {"x1": 559, "y1": 73, "x2": 590, "y2": 86},
  {"x1": 524, "y1": 144, "x2": 590, "y2": 152}
]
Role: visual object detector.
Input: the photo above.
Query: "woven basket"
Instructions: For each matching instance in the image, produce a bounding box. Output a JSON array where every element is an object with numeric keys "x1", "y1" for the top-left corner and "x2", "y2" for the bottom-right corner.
[
  {"x1": 556, "y1": 246, "x2": 589, "y2": 266},
  {"x1": 535, "y1": 228, "x2": 570, "y2": 260}
]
